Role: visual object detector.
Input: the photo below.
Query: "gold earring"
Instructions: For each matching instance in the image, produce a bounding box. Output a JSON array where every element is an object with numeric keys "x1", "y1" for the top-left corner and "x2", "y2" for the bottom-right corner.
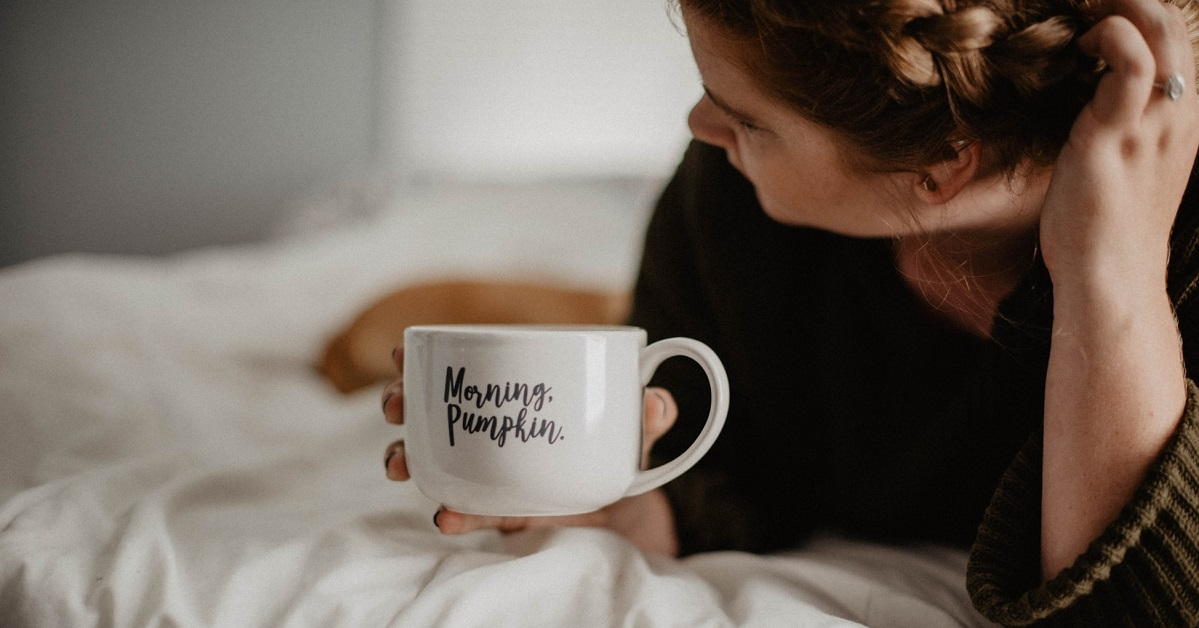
[{"x1": 921, "y1": 175, "x2": 938, "y2": 192}]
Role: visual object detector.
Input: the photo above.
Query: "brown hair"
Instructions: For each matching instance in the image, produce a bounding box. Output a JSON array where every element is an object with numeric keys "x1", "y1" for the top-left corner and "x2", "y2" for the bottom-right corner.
[{"x1": 680, "y1": 0, "x2": 1199, "y2": 175}]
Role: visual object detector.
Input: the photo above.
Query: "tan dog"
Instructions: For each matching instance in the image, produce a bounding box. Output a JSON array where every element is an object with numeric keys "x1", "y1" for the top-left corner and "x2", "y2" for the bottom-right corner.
[{"x1": 319, "y1": 279, "x2": 631, "y2": 393}]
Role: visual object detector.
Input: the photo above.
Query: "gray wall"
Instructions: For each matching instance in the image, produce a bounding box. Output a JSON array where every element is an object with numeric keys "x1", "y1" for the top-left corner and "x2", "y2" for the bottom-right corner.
[
  {"x1": 1, "y1": 0, "x2": 699, "y2": 268},
  {"x1": 2, "y1": 0, "x2": 378, "y2": 266}
]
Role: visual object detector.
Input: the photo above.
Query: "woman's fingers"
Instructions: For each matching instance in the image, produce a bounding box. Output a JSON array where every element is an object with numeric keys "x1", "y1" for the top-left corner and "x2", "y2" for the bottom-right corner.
[
  {"x1": 383, "y1": 344, "x2": 405, "y2": 424},
  {"x1": 642, "y1": 387, "x2": 678, "y2": 467},
  {"x1": 1152, "y1": 3, "x2": 1196, "y2": 105},
  {"x1": 382, "y1": 378, "x2": 404, "y2": 424},
  {"x1": 1078, "y1": 15, "x2": 1158, "y2": 124},
  {"x1": 384, "y1": 439, "x2": 410, "y2": 481},
  {"x1": 382, "y1": 344, "x2": 409, "y2": 479},
  {"x1": 433, "y1": 507, "x2": 609, "y2": 535},
  {"x1": 1077, "y1": 0, "x2": 1194, "y2": 125},
  {"x1": 1085, "y1": 0, "x2": 1189, "y2": 67},
  {"x1": 392, "y1": 344, "x2": 405, "y2": 370}
]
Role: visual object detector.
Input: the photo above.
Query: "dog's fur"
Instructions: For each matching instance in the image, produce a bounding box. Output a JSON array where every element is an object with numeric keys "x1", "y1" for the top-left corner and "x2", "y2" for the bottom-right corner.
[{"x1": 319, "y1": 279, "x2": 631, "y2": 393}]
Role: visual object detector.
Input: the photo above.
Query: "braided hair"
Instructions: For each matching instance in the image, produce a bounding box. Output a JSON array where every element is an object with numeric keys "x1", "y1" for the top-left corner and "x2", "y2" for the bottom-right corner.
[{"x1": 681, "y1": 0, "x2": 1198, "y2": 174}]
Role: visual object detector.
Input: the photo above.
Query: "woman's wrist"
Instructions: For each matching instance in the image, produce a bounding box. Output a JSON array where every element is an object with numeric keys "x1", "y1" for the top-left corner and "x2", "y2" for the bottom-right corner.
[{"x1": 1044, "y1": 242, "x2": 1170, "y2": 314}]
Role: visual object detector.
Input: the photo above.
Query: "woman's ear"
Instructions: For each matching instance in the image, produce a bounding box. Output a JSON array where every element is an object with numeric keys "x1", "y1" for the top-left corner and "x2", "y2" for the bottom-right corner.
[{"x1": 912, "y1": 141, "x2": 982, "y2": 204}]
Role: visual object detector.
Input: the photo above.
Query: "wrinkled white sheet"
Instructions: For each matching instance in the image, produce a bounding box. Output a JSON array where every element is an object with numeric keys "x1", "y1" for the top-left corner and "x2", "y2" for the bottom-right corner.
[{"x1": 0, "y1": 180, "x2": 995, "y2": 627}]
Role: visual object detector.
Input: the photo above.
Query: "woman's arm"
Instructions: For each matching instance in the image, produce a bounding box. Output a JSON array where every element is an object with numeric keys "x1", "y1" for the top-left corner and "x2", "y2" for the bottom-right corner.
[
  {"x1": 1041, "y1": 259, "x2": 1186, "y2": 579},
  {"x1": 1036, "y1": 0, "x2": 1199, "y2": 580}
]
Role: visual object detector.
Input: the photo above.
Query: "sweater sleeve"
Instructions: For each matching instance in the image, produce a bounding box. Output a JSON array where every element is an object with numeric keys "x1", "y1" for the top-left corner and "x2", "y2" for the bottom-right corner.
[{"x1": 966, "y1": 379, "x2": 1199, "y2": 626}]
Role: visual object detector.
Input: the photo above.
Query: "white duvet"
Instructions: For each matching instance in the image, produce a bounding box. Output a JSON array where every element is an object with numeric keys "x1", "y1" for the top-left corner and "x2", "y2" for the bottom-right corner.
[{"x1": 0, "y1": 180, "x2": 995, "y2": 627}]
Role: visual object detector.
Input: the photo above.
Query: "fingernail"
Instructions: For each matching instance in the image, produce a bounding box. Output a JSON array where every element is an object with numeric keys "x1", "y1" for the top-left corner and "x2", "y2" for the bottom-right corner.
[
  {"x1": 433, "y1": 509, "x2": 441, "y2": 529},
  {"x1": 382, "y1": 392, "x2": 394, "y2": 413},
  {"x1": 384, "y1": 448, "x2": 395, "y2": 472}
]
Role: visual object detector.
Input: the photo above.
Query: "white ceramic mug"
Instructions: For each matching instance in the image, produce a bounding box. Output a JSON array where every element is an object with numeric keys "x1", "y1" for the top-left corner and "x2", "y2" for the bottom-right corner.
[{"x1": 402, "y1": 324, "x2": 729, "y2": 516}]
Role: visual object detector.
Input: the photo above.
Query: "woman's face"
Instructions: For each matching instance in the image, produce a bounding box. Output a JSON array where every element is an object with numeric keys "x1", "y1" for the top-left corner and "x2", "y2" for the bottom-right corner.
[{"x1": 683, "y1": 10, "x2": 1041, "y2": 239}]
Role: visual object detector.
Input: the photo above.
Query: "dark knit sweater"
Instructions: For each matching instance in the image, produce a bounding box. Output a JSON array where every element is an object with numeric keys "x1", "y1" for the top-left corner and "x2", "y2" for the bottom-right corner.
[{"x1": 632, "y1": 141, "x2": 1199, "y2": 626}]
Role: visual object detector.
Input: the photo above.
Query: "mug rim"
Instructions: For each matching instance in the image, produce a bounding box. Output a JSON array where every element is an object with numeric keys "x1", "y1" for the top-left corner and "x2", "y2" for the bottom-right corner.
[{"x1": 405, "y1": 324, "x2": 644, "y2": 335}]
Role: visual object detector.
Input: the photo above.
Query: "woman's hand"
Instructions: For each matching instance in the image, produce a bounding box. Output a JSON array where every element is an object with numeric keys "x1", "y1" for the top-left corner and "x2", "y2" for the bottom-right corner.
[
  {"x1": 1037, "y1": 0, "x2": 1198, "y2": 580},
  {"x1": 381, "y1": 346, "x2": 681, "y2": 556},
  {"x1": 1038, "y1": 0, "x2": 1199, "y2": 287}
]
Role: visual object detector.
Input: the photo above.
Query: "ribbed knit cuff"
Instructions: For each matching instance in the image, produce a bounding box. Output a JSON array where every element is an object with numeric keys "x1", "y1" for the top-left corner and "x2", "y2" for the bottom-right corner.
[{"x1": 967, "y1": 380, "x2": 1199, "y2": 627}]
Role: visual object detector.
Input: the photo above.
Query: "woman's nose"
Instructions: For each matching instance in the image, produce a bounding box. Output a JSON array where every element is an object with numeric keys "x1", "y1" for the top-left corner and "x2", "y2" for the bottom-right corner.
[{"x1": 687, "y1": 95, "x2": 735, "y2": 149}]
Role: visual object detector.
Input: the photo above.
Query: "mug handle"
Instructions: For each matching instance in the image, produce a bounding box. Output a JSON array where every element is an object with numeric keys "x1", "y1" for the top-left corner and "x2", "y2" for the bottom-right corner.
[{"x1": 624, "y1": 337, "x2": 729, "y2": 496}]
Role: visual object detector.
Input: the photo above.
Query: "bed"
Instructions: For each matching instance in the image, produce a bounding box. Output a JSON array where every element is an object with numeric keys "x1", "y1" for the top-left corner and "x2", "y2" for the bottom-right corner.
[{"x1": 0, "y1": 176, "x2": 997, "y2": 627}]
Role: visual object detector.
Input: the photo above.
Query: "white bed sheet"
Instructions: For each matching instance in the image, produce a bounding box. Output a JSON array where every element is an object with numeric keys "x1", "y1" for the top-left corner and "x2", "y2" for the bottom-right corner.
[{"x1": 0, "y1": 180, "x2": 996, "y2": 627}]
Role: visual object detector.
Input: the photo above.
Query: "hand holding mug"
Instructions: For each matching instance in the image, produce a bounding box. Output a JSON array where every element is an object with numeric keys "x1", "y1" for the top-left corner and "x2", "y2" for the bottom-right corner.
[
  {"x1": 383, "y1": 363, "x2": 683, "y2": 553},
  {"x1": 381, "y1": 325, "x2": 729, "y2": 550}
]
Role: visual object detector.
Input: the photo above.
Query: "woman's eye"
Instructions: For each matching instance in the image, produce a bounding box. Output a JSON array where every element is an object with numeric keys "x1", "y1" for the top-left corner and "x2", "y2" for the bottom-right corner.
[
  {"x1": 737, "y1": 119, "x2": 761, "y2": 133},
  {"x1": 723, "y1": 112, "x2": 762, "y2": 133}
]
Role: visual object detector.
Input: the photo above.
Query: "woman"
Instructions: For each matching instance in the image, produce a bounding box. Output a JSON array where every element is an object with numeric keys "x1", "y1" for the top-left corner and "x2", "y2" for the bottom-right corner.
[{"x1": 383, "y1": 0, "x2": 1199, "y2": 623}]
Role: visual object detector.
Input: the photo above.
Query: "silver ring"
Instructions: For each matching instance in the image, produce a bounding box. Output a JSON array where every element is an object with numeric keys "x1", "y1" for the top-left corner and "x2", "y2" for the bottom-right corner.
[{"x1": 1155, "y1": 73, "x2": 1187, "y2": 101}]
